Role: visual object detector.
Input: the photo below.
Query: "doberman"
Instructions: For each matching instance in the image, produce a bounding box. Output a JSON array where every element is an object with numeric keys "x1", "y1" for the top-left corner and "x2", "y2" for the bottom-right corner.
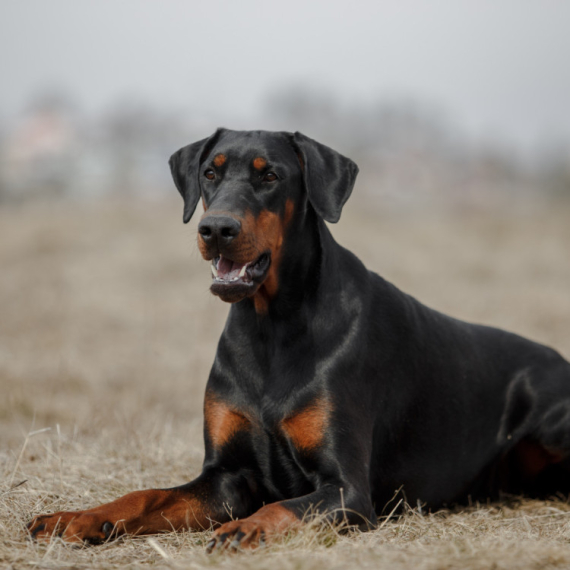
[{"x1": 29, "y1": 129, "x2": 570, "y2": 549}]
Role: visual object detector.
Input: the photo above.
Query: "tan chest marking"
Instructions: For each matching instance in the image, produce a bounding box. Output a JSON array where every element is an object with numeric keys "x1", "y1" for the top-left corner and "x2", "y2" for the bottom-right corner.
[
  {"x1": 281, "y1": 397, "x2": 332, "y2": 452},
  {"x1": 204, "y1": 393, "x2": 250, "y2": 449}
]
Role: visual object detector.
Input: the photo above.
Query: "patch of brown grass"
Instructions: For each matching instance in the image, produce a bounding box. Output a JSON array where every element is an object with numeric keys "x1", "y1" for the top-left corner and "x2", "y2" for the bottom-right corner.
[{"x1": 1, "y1": 197, "x2": 570, "y2": 568}]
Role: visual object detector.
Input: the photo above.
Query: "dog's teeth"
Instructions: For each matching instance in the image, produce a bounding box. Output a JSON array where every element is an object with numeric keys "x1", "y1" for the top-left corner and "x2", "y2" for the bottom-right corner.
[
  {"x1": 238, "y1": 265, "x2": 247, "y2": 277},
  {"x1": 231, "y1": 277, "x2": 238, "y2": 282},
  {"x1": 211, "y1": 265, "x2": 218, "y2": 278}
]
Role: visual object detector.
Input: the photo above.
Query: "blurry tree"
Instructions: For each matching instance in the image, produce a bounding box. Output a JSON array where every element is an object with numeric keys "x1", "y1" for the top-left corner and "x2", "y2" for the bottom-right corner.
[
  {"x1": 262, "y1": 86, "x2": 568, "y2": 212},
  {"x1": 2, "y1": 91, "x2": 79, "y2": 201},
  {"x1": 1, "y1": 86, "x2": 568, "y2": 209},
  {"x1": 97, "y1": 100, "x2": 188, "y2": 197}
]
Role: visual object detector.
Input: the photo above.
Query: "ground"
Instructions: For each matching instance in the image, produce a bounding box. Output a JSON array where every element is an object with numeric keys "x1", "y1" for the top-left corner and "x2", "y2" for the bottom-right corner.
[{"x1": 1, "y1": 197, "x2": 570, "y2": 569}]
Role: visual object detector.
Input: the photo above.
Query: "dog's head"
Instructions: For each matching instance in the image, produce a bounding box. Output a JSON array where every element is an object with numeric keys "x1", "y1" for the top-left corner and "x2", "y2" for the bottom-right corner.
[{"x1": 169, "y1": 129, "x2": 358, "y2": 307}]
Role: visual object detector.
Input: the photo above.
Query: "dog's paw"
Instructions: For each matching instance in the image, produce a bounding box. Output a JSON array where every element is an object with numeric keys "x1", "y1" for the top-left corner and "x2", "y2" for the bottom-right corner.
[
  {"x1": 206, "y1": 503, "x2": 300, "y2": 552},
  {"x1": 27, "y1": 511, "x2": 115, "y2": 544},
  {"x1": 206, "y1": 518, "x2": 267, "y2": 551}
]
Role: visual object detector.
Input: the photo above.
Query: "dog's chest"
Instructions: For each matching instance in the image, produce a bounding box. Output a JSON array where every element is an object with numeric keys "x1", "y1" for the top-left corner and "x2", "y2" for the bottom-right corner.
[
  {"x1": 204, "y1": 390, "x2": 332, "y2": 478},
  {"x1": 266, "y1": 395, "x2": 332, "y2": 454}
]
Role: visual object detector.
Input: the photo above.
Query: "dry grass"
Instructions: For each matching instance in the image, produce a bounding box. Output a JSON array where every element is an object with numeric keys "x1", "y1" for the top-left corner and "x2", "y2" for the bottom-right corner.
[{"x1": 1, "y1": 196, "x2": 570, "y2": 569}]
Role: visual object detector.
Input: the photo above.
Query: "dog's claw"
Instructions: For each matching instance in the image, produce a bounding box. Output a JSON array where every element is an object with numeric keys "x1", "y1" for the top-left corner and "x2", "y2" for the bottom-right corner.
[
  {"x1": 206, "y1": 539, "x2": 215, "y2": 552},
  {"x1": 229, "y1": 531, "x2": 246, "y2": 550},
  {"x1": 102, "y1": 521, "x2": 113, "y2": 539},
  {"x1": 29, "y1": 522, "x2": 45, "y2": 539},
  {"x1": 216, "y1": 533, "x2": 228, "y2": 549}
]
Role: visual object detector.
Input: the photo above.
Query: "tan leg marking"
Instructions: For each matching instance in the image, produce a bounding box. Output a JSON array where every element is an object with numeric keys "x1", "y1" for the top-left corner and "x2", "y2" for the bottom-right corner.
[{"x1": 28, "y1": 488, "x2": 214, "y2": 543}]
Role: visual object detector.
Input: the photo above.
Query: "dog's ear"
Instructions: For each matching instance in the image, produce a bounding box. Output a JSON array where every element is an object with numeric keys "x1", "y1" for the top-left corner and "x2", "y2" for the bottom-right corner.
[
  {"x1": 293, "y1": 132, "x2": 359, "y2": 223},
  {"x1": 169, "y1": 129, "x2": 223, "y2": 223}
]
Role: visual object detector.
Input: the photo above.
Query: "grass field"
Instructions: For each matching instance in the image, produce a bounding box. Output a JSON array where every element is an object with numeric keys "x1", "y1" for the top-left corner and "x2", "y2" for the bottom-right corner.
[{"x1": 1, "y1": 197, "x2": 570, "y2": 569}]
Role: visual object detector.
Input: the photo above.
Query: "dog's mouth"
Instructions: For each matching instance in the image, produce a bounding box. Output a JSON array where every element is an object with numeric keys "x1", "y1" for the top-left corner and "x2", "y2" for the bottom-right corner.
[{"x1": 209, "y1": 252, "x2": 271, "y2": 302}]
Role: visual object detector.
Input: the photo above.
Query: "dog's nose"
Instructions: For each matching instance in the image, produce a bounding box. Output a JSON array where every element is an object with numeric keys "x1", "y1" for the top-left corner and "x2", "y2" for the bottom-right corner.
[{"x1": 198, "y1": 215, "x2": 241, "y2": 247}]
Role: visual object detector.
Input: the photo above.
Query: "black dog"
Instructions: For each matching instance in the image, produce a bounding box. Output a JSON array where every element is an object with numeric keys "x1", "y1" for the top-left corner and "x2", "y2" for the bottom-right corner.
[{"x1": 29, "y1": 129, "x2": 570, "y2": 549}]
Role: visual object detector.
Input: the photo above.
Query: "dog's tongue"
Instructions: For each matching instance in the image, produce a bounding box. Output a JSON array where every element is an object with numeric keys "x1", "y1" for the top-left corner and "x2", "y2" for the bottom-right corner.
[{"x1": 217, "y1": 256, "x2": 246, "y2": 280}]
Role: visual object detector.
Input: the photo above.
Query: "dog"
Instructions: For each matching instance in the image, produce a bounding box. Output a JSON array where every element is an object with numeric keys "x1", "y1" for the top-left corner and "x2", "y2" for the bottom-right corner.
[{"x1": 28, "y1": 129, "x2": 570, "y2": 549}]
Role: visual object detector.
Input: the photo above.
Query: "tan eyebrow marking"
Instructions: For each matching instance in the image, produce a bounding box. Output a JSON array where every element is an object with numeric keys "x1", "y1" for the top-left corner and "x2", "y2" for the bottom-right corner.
[
  {"x1": 213, "y1": 154, "x2": 226, "y2": 167},
  {"x1": 253, "y1": 157, "x2": 267, "y2": 171}
]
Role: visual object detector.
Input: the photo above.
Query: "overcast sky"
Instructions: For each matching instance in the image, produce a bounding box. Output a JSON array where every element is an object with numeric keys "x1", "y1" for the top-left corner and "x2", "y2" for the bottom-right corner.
[{"x1": 1, "y1": 0, "x2": 569, "y2": 152}]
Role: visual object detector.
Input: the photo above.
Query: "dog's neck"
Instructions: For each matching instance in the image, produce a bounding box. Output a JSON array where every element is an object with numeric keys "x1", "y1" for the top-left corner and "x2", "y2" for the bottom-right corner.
[{"x1": 224, "y1": 208, "x2": 367, "y2": 398}]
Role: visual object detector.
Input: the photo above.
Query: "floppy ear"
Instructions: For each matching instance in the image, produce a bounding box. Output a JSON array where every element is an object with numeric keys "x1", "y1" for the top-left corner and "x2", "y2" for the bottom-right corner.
[
  {"x1": 168, "y1": 129, "x2": 222, "y2": 223},
  {"x1": 293, "y1": 132, "x2": 359, "y2": 223}
]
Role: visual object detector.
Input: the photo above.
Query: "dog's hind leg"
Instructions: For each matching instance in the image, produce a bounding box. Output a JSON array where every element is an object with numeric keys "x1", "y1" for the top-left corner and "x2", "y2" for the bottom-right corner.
[{"x1": 500, "y1": 359, "x2": 570, "y2": 497}]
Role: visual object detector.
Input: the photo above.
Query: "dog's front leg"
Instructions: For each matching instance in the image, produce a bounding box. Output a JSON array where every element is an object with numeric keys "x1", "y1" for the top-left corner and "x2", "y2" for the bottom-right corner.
[{"x1": 27, "y1": 469, "x2": 250, "y2": 543}]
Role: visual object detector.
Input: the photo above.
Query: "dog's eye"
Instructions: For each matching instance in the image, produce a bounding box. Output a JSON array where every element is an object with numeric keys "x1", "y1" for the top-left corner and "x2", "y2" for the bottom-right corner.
[
  {"x1": 204, "y1": 169, "x2": 215, "y2": 180},
  {"x1": 263, "y1": 172, "x2": 278, "y2": 182}
]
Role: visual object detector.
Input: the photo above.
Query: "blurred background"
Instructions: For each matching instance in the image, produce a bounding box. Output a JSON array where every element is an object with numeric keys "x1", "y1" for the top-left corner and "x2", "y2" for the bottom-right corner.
[
  {"x1": 1, "y1": 1, "x2": 569, "y2": 446},
  {"x1": 2, "y1": 1, "x2": 570, "y2": 209}
]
